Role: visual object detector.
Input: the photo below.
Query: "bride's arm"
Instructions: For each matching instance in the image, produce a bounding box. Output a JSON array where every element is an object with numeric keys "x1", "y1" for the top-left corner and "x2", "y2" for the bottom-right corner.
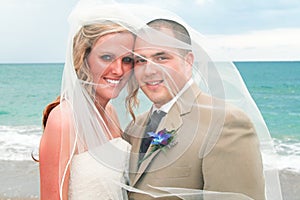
[{"x1": 39, "y1": 105, "x2": 70, "y2": 200}]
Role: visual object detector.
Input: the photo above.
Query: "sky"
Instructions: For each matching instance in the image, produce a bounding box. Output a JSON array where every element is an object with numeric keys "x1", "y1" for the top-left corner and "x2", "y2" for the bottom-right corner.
[{"x1": 0, "y1": 0, "x2": 299, "y2": 63}]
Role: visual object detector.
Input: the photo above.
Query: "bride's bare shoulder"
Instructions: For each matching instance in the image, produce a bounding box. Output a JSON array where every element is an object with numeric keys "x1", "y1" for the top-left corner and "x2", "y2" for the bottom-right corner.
[{"x1": 43, "y1": 102, "x2": 72, "y2": 135}]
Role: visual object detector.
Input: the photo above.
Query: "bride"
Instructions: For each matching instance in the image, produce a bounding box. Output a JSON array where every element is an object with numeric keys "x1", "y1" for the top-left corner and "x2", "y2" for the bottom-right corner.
[{"x1": 38, "y1": 1, "x2": 138, "y2": 199}]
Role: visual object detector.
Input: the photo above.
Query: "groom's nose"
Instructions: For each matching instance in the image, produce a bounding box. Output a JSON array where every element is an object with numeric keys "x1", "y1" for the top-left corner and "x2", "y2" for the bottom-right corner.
[{"x1": 143, "y1": 62, "x2": 160, "y2": 76}]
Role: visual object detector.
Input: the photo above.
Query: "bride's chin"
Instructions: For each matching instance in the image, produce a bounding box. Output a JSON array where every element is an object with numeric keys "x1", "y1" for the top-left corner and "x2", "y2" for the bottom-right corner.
[{"x1": 110, "y1": 90, "x2": 122, "y2": 99}]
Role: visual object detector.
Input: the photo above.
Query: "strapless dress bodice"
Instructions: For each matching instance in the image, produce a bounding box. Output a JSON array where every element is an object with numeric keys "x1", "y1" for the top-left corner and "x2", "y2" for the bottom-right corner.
[{"x1": 68, "y1": 138, "x2": 131, "y2": 200}]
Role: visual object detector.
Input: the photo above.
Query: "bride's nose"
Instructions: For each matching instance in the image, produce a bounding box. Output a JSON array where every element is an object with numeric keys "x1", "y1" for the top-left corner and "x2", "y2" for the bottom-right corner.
[{"x1": 110, "y1": 59, "x2": 124, "y2": 75}]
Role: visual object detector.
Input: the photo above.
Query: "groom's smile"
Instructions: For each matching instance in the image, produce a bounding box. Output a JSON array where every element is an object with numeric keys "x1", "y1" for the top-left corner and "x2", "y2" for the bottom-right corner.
[{"x1": 144, "y1": 79, "x2": 164, "y2": 90}]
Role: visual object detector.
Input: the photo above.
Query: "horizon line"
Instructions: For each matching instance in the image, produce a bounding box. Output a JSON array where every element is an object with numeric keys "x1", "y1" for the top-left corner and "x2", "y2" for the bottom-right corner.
[{"x1": 0, "y1": 60, "x2": 299, "y2": 65}]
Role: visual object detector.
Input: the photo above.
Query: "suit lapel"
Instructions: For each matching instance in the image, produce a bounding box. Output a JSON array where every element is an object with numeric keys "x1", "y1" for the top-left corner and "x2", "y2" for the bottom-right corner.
[
  {"x1": 128, "y1": 112, "x2": 150, "y2": 185},
  {"x1": 131, "y1": 83, "x2": 201, "y2": 186},
  {"x1": 131, "y1": 147, "x2": 161, "y2": 186},
  {"x1": 131, "y1": 104, "x2": 184, "y2": 186}
]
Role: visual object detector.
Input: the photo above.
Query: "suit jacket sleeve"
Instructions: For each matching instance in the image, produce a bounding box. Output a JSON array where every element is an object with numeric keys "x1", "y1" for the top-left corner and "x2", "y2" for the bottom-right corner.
[
  {"x1": 122, "y1": 121, "x2": 134, "y2": 145},
  {"x1": 202, "y1": 106, "x2": 266, "y2": 200}
]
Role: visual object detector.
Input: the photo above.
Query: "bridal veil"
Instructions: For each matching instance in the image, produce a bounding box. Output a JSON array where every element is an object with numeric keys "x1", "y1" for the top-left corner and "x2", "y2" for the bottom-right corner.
[{"x1": 58, "y1": 0, "x2": 282, "y2": 199}]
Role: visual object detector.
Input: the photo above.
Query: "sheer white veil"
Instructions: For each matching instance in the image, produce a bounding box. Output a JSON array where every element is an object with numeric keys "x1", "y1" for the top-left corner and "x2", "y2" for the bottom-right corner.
[
  {"x1": 59, "y1": 0, "x2": 282, "y2": 199},
  {"x1": 57, "y1": 0, "x2": 141, "y2": 198}
]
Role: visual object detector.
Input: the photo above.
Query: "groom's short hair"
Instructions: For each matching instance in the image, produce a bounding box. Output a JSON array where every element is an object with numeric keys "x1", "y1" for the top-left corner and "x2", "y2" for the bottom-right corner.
[{"x1": 147, "y1": 18, "x2": 191, "y2": 45}]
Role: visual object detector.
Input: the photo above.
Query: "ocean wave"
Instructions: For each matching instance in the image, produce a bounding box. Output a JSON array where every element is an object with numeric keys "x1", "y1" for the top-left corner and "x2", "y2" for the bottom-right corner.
[
  {"x1": 1, "y1": 126, "x2": 300, "y2": 173},
  {"x1": 0, "y1": 125, "x2": 42, "y2": 161},
  {"x1": 263, "y1": 138, "x2": 300, "y2": 172}
]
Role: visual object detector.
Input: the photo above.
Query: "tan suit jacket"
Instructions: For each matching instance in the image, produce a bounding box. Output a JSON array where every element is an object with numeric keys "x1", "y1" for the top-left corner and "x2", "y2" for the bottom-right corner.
[{"x1": 123, "y1": 83, "x2": 265, "y2": 200}]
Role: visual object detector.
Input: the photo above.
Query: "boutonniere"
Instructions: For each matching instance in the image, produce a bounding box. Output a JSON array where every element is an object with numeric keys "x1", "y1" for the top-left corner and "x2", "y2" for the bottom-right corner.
[{"x1": 138, "y1": 128, "x2": 177, "y2": 165}]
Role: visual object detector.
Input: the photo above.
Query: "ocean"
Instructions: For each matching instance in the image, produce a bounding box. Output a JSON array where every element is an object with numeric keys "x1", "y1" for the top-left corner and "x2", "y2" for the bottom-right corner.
[{"x1": 0, "y1": 61, "x2": 299, "y2": 199}]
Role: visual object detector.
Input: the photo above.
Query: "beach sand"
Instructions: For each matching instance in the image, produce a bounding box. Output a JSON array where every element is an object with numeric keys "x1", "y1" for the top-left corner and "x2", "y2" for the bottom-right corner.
[
  {"x1": 0, "y1": 161, "x2": 39, "y2": 200},
  {"x1": 280, "y1": 170, "x2": 300, "y2": 200},
  {"x1": 0, "y1": 160, "x2": 299, "y2": 200}
]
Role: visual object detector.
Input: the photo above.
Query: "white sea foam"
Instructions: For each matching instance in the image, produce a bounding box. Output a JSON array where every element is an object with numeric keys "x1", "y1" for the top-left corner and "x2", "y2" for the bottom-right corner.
[
  {"x1": 262, "y1": 138, "x2": 300, "y2": 173},
  {"x1": 1, "y1": 125, "x2": 300, "y2": 173},
  {"x1": 0, "y1": 125, "x2": 42, "y2": 161},
  {"x1": 273, "y1": 138, "x2": 300, "y2": 172}
]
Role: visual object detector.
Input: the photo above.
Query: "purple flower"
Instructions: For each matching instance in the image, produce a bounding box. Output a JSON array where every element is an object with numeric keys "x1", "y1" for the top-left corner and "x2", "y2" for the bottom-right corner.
[
  {"x1": 138, "y1": 128, "x2": 177, "y2": 165},
  {"x1": 147, "y1": 129, "x2": 173, "y2": 146}
]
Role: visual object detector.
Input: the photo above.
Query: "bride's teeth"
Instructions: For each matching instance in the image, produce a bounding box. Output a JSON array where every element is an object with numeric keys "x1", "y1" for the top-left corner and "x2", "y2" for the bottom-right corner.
[
  {"x1": 106, "y1": 79, "x2": 120, "y2": 84},
  {"x1": 148, "y1": 81, "x2": 160, "y2": 85}
]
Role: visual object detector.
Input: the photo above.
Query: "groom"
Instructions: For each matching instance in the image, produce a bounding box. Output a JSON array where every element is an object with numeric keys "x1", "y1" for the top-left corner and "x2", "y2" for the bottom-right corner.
[{"x1": 123, "y1": 19, "x2": 265, "y2": 200}]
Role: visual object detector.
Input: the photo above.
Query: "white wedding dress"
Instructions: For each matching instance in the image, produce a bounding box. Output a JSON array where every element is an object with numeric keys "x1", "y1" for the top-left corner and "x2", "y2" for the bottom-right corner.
[{"x1": 68, "y1": 138, "x2": 131, "y2": 200}]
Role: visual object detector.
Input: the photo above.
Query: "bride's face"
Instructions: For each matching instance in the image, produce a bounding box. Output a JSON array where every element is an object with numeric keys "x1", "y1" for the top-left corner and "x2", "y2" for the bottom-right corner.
[{"x1": 87, "y1": 32, "x2": 134, "y2": 105}]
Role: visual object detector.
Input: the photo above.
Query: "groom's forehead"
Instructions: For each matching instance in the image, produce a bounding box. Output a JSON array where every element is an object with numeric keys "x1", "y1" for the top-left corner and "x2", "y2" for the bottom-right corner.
[
  {"x1": 133, "y1": 39, "x2": 177, "y2": 56},
  {"x1": 134, "y1": 27, "x2": 178, "y2": 49},
  {"x1": 134, "y1": 37, "x2": 162, "y2": 49}
]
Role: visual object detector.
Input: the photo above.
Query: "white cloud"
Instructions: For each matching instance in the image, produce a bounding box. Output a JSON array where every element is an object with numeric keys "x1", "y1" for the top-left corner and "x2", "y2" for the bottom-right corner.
[
  {"x1": 195, "y1": 0, "x2": 213, "y2": 6},
  {"x1": 0, "y1": 0, "x2": 299, "y2": 62},
  {"x1": 207, "y1": 28, "x2": 300, "y2": 61},
  {"x1": 118, "y1": 0, "x2": 182, "y2": 10}
]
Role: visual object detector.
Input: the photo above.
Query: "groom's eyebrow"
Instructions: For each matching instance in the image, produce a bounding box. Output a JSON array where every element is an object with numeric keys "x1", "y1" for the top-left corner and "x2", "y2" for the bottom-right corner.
[
  {"x1": 133, "y1": 51, "x2": 170, "y2": 61},
  {"x1": 147, "y1": 51, "x2": 168, "y2": 58},
  {"x1": 152, "y1": 52, "x2": 166, "y2": 57}
]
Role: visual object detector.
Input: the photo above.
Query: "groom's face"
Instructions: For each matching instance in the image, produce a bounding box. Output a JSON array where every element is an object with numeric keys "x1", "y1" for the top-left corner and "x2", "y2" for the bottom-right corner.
[{"x1": 133, "y1": 29, "x2": 193, "y2": 108}]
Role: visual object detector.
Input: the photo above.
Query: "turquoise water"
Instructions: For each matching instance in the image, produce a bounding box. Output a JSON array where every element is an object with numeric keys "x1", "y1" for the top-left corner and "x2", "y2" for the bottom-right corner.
[
  {"x1": 0, "y1": 63, "x2": 63, "y2": 126},
  {"x1": 0, "y1": 62, "x2": 299, "y2": 166},
  {"x1": 1, "y1": 62, "x2": 299, "y2": 137},
  {"x1": 235, "y1": 61, "x2": 300, "y2": 140}
]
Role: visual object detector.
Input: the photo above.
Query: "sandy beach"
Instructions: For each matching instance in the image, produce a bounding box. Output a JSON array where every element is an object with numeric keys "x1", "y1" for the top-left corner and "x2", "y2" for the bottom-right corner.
[
  {"x1": 0, "y1": 161, "x2": 39, "y2": 200},
  {"x1": 279, "y1": 170, "x2": 300, "y2": 200},
  {"x1": 0, "y1": 160, "x2": 300, "y2": 200}
]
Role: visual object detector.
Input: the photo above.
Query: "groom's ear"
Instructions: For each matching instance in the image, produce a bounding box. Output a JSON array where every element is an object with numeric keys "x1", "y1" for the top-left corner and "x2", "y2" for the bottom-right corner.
[
  {"x1": 185, "y1": 51, "x2": 194, "y2": 76},
  {"x1": 185, "y1": 51, "x2": 194, "y2": 66}
]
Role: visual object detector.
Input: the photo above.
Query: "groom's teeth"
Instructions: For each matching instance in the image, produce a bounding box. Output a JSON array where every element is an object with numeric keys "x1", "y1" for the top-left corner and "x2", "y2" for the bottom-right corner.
[
  {"x1": 106, "y1": 79, "x2": 120, "y2": 84},
  {"x1": 149, "y1": 82, "x2": 159, "y2": 85}
]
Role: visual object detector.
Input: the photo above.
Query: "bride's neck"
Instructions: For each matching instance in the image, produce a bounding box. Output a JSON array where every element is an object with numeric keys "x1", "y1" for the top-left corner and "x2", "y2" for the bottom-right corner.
[{"x1": 95, "y1": 101, "x2": 121, "y2": 139}]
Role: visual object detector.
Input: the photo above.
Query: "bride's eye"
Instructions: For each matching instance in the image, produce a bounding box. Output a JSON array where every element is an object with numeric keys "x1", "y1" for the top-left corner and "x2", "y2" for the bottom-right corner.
[
  {"x1": 122, "y1": 57, "x2": 133, "y2": 64},
  {"x1": 100, "y1": 55, "x2": 113, "y2": 61}
]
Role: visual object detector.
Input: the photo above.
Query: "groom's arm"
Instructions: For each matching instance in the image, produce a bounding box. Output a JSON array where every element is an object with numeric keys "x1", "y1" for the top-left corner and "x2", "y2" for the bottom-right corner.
[
  {"x1": 122, "y1": 122, "x2": 134, "y2": 144},
  {"x1": 202, "y1": 106, "x2": 265, "y2": 200}
]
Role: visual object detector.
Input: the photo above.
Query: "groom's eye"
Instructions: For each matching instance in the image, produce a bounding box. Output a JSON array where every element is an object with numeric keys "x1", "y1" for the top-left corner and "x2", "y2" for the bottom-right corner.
[
  {"x1": 155, "y1": 56, "x2": 167, "y2": 62},
  {"x1": 153, "y1": 54, "x2": 170, "y2": 63},
  {"x1": 135, "y1": 57, "x2": 147, "y2": 65}
]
